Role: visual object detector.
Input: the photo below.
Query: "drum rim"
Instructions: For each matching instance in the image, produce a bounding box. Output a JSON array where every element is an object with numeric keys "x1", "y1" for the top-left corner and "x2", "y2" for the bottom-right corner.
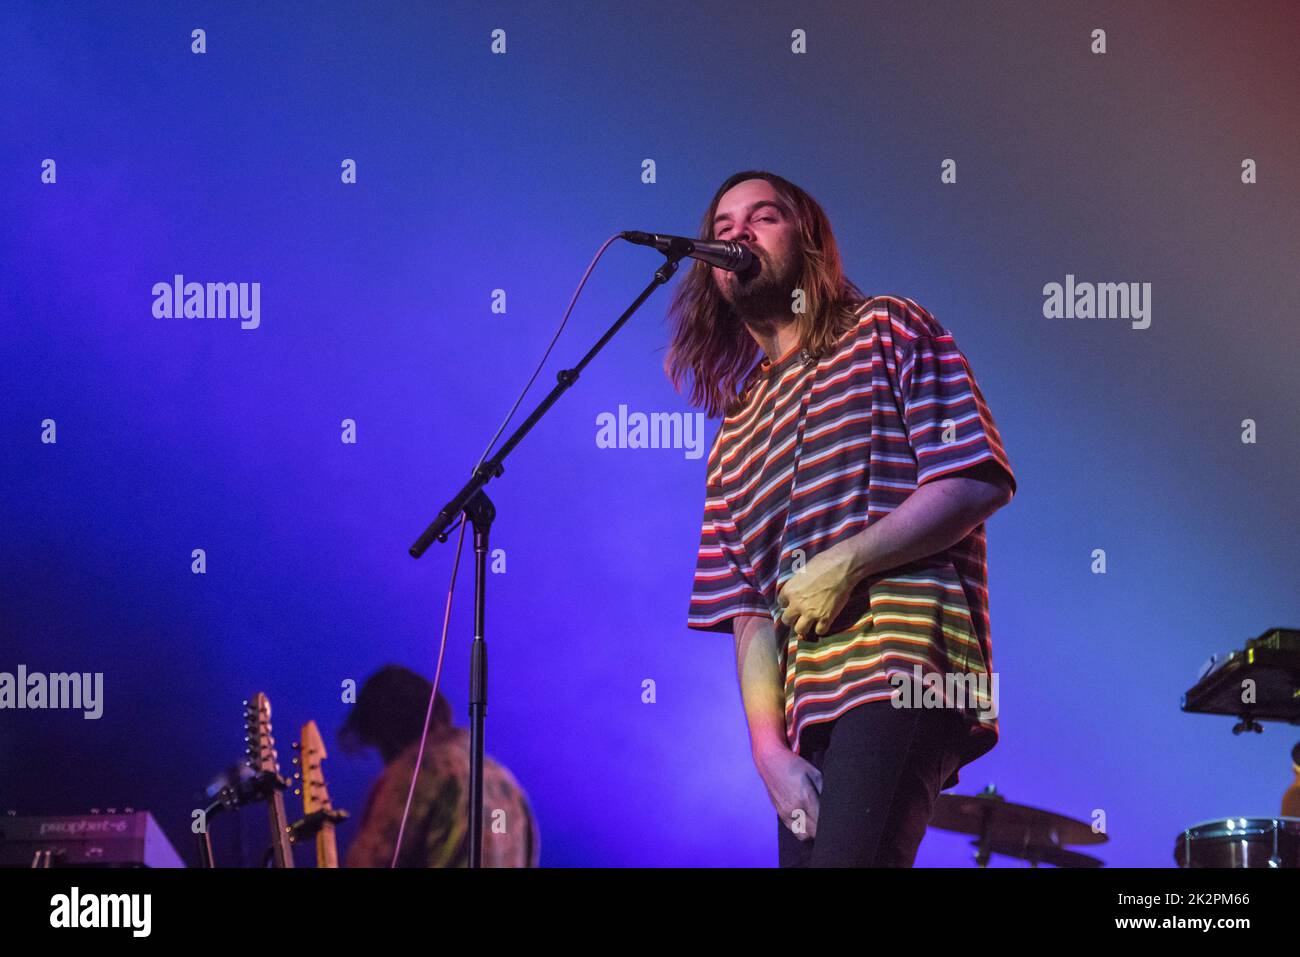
[{"x1": 1180, "y1": 816, "x2": 1300, "y2": 839}]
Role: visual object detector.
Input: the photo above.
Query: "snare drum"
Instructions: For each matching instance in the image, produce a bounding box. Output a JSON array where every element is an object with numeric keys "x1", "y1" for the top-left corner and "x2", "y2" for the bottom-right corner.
[{"x1": 1173, "y1": 817, "x2": 1300, "y2": 867}]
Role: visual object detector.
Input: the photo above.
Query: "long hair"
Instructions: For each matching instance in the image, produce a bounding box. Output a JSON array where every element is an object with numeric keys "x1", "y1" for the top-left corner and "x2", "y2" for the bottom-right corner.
[
  {"x1": 338, "y1": 664, "x2": 454, "y2": 761},
  {"x1": 663, "y1": 171, "x2": 867, "y2": 418}
]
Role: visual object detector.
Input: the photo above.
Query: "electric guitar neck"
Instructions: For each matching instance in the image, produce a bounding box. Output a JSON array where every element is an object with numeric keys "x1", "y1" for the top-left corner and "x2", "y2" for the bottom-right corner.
[{"x1": 244, "y1": 692, "x2": 295, "y2": 868}]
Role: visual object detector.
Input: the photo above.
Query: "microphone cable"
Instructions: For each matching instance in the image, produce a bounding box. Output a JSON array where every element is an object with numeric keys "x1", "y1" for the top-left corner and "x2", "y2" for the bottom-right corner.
[{"x1": 390, "y1": 232, "x2": 627, "y2": 867}]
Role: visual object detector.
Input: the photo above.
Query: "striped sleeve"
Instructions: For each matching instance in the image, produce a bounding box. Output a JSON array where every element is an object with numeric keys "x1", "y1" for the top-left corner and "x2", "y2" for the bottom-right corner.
[
  {"x1": 686, "y1": 473, "x2": 769, "y2": 633},
  {"x1": 899, "y1": 334, "x2": 1017, "y2": 495}
]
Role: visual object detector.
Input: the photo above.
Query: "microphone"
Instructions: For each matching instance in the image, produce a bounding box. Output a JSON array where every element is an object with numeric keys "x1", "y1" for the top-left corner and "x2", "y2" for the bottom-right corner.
[{"x1": 620, "y1": 231, "x2": 755, "y2": 272}]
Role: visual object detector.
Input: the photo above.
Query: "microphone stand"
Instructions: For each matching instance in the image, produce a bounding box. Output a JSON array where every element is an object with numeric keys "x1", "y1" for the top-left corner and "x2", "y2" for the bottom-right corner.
[{"x1": 408, "y1": 241, "x2": 691, "y2": 867}]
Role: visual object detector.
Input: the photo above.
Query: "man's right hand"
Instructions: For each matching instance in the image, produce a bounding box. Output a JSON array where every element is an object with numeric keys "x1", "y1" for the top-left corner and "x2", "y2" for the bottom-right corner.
[
  {"x1": 732, "y1": 616, "x2": 822, "y2": 840},
  {"x1": 754, "y1": 743, "x2": 823, "y2": 841}
]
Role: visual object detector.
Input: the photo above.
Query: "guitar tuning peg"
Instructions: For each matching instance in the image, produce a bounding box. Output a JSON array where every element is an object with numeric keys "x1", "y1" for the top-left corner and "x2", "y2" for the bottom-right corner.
[
  {"x1": 292, "y1": 740, "x2": 300, "y2": 749},
  {"x1": 292, "y1": 756, "x2": 300, "y2": 766}
]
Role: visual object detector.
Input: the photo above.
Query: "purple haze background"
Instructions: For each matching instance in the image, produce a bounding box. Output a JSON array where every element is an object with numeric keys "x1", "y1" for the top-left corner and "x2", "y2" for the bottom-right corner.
[{"x1": 2, "y1": 1, "x2": 1299, "y2": 866}]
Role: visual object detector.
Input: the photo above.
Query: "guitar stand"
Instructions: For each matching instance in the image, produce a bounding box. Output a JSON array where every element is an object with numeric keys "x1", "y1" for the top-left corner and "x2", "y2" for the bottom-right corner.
[
  {"x1": 287, "y1": 808, "x2": 350, "y2": 845},
  {"x1": 195, "y1": 784, "x2": 245, "y2": 868},
  {"x1": 195, "y1": 773, "x2": 291, "y2": 868}
]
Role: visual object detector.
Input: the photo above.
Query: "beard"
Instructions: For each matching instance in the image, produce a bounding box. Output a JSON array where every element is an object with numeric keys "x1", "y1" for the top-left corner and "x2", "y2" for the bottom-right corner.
[{"x1": 718, "y1": 246, "x2": 801, "y2": 323}]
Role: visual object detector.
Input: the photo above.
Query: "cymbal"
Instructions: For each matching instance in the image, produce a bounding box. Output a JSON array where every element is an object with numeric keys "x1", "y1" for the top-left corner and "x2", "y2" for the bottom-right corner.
[
  {"x1": 968, "y1": 837, "x2": 1105, "y2": 868},
  {"x1": 932, "y1": 789, "x2": 1108, "y2": 848}
]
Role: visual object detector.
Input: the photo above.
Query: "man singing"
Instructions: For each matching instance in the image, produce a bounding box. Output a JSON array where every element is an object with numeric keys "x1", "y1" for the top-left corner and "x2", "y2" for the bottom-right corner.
[{"x1": 667, "y1": 171, "x2": 1017, "y2": 867}]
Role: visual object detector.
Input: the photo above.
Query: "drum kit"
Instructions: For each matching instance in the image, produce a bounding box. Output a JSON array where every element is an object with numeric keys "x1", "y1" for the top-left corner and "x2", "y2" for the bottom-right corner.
[
  {"x1": 928, "y1": 627, "x2": 1300, "y2": 867},
  {"x1": 929, "y1": 783, "x2": 1107, "y2": 867}
]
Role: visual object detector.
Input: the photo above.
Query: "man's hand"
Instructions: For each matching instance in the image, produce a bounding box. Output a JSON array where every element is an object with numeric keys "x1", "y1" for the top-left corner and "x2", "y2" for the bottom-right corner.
[
  {"x1": 754, "y1": 743, "x2": 823, "y2": 840},
  {"x1": 775, "y1": 467, "x2": 1014, "y2": 641},
  {"x1": 776, "y1": 543, "x2": 862, "y2": 639}
]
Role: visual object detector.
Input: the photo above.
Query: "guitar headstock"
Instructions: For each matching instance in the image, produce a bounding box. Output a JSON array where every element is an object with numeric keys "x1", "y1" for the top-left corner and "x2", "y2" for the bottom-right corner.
[
  {"x1": 243, "y1": 692, "x2": 282, "y2": 778},
  {"x1": 293, "y1": 719, "x2": 335, "y2": 816}
]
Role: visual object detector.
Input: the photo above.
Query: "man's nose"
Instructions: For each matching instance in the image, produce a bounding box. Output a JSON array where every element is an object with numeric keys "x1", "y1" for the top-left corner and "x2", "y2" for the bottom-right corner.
[{"x1": 722, "y1": 222, "x2": 755, "y2": 243}]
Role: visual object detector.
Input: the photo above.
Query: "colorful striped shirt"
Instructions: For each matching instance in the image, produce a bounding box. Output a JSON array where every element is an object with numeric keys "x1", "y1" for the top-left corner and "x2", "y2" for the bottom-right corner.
[
  {"x1": 687, "y1": 295, "x2": 1017, "y2": 787},
  {"x1": 344, "y1": 726, "x2": 540, "y2": 868}
]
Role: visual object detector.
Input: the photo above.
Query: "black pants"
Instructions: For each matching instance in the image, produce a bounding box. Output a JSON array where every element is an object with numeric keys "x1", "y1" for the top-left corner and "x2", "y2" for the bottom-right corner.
[{"x1": 777, "y1": 700, "x2": 966, "y2": 867}]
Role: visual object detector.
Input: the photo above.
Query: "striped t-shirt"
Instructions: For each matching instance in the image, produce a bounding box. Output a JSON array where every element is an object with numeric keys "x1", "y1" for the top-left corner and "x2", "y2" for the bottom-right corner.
[{"x1": 686, "y1": 295, "x2": 1017, "y2": 787}]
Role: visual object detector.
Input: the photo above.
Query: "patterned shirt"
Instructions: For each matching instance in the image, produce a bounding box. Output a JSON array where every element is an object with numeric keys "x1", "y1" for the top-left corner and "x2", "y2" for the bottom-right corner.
[
  {"x1": 687, "y1": 295, "x2": 1017, "y2": 787},
  {"x1": 344, "y1": 725, "x2": 540, "y2": 868}
]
